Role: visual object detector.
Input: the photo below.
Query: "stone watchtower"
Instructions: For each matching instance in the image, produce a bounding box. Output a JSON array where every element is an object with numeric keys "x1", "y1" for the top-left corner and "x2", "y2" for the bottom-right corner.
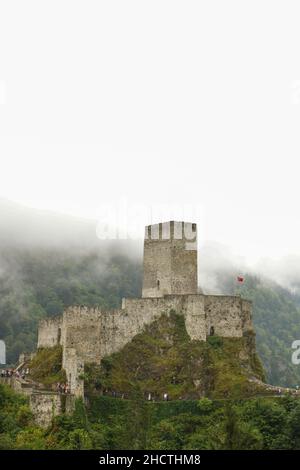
[{"x1": 142, "y1": 221, "x2": 198, "y2": 298}]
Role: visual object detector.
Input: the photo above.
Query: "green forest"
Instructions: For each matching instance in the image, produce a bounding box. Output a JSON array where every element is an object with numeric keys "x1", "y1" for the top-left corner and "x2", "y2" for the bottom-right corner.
[{"x1": 1, "y1": 383, "x2": 300, "y2": 450}]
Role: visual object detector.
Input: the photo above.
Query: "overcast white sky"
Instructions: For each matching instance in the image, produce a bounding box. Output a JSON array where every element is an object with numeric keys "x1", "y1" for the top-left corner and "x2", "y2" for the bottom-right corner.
[{"x1": 1, "y1": 1, "x2": 300, "y2": 265}]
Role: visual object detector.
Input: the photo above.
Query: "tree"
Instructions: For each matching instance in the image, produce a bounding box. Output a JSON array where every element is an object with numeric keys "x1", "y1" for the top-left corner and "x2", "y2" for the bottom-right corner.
[
  {"x1": 15, "y1": 428, "x2": 46, "y2": 450},
  {"x1": 288, "y1": 403, "x2": 300, "y2": 449},
  {"x1": 224, "y1": 402, "x2": 262, "y2": 450},
  {"x1": 67, "y1": 429, "x2": 93, "y2": 450}
]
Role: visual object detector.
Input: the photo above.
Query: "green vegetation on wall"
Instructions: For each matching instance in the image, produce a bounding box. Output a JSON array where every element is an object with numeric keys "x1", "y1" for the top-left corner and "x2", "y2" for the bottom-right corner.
[
  {"x1": 29, "y1": 346, "x2": 66, "y2": 387},
  {"x1": 84, "y1": 312, "x2": 264, "y2": 400},
  {"x1": 2, "y1": 380, "x2": 300, "y2": 450}
]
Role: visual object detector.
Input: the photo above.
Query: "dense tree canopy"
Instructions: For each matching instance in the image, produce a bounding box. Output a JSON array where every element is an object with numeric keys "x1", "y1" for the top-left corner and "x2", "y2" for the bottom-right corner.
[{"x1": 2, "y1": 383, "x2": 300, "y2": 450}]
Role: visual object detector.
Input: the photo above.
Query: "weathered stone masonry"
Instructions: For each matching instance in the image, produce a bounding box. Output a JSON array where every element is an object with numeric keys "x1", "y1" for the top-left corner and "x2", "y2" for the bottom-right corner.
[{"x1": 37, "y1": 221, "x2": 254, "y2": 397}]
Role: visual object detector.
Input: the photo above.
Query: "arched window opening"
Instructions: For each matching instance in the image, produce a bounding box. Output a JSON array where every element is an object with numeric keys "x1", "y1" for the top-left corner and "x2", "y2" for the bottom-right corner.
[{"x1": 210, "y1": 326, "x2": 215, "y2": 336}]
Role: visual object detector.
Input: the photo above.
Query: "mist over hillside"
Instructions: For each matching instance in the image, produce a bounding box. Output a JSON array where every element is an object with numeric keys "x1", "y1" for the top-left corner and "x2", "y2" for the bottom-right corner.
[
  {"x1": 0, "y1": 198, "x2": 97, "y2": 247},
  {"x1": 0, "y1": 198, "x2": 142, "y2": 264},
  {"x1": 0, "y1": 199, "x2": 300, "y2": 387}
]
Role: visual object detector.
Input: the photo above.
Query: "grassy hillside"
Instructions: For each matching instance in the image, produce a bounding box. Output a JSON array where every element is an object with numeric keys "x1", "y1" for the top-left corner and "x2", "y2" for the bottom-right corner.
[{"x1": 84, "y1": 312, "x2": 265, "y2": 399}]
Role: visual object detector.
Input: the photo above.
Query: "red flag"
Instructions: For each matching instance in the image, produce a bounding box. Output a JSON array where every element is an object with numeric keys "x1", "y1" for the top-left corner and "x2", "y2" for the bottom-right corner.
[{"x1": 237, "y1": 276, "x2": 244, "y2": 284}]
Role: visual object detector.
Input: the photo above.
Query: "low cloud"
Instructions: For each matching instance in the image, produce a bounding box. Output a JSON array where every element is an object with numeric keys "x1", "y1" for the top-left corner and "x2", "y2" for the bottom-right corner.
[{"x1": 0, "y1": 198, "x2": 300, "y2": 294}]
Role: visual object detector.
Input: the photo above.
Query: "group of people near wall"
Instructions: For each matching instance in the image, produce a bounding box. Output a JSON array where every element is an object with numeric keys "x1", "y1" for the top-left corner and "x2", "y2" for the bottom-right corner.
[
  {"x1": 0, "y1": 369, "x2": 14, "y2": 378},
  {"x1": 56, "y1": 382, "x2": 70, "y2": 394},
  {"x1": 264, "y1": 385, "x2": 300, "y2": 396},
  {"x1": 0, "y1": 368, "x2": 29, "y2": 379},
  {"x1": 147, "y1": 392, "x2": 169, "y2": 401},
  {"x1": 101, "y1": 389, "x2": 172, "y2": 401}
]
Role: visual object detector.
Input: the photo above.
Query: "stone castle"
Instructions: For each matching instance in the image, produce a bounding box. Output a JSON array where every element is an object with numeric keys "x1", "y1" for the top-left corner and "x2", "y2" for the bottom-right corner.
[{"x1": 37, "y1": 221, "x2": 254, "y2": 397}]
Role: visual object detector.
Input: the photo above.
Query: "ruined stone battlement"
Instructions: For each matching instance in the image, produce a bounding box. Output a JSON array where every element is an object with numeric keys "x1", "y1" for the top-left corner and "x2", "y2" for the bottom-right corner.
[
  {"x1": 36, "y1": 221, "x2": 254, "y2": 397},
  {"x1": 37, "y1": 316, "x2": 63, "y2": 348}
]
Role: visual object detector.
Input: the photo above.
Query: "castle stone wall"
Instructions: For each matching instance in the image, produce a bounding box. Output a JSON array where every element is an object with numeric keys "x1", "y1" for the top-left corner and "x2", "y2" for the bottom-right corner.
[
  {"x1": 122, "y1": 295, "x2": 207, "y2": 342},
  {"x1": 204, "y1": 296, "x2": 253, "y2": 338},
  {"x1": 37, "y1": 293, "x2": 253, "y2": 396},
  {"x1": 29, "y1": 393, "x2": 62, "y2": 428},
  {"x1": 62, "y1": 346, "x2": 84, "y2": 397},
  {"x1": 37, "y1": 316, "x2": 62, "y2": 348},
  {"x1": 183, "y1": 295, "x2": 206, "y2": 341},
  {"x1": 241, "y1": 299, "x2": 253, "y2": 332},
  {"x1": 62, "y1": 307, "x2": 102, "y2": 363}
]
